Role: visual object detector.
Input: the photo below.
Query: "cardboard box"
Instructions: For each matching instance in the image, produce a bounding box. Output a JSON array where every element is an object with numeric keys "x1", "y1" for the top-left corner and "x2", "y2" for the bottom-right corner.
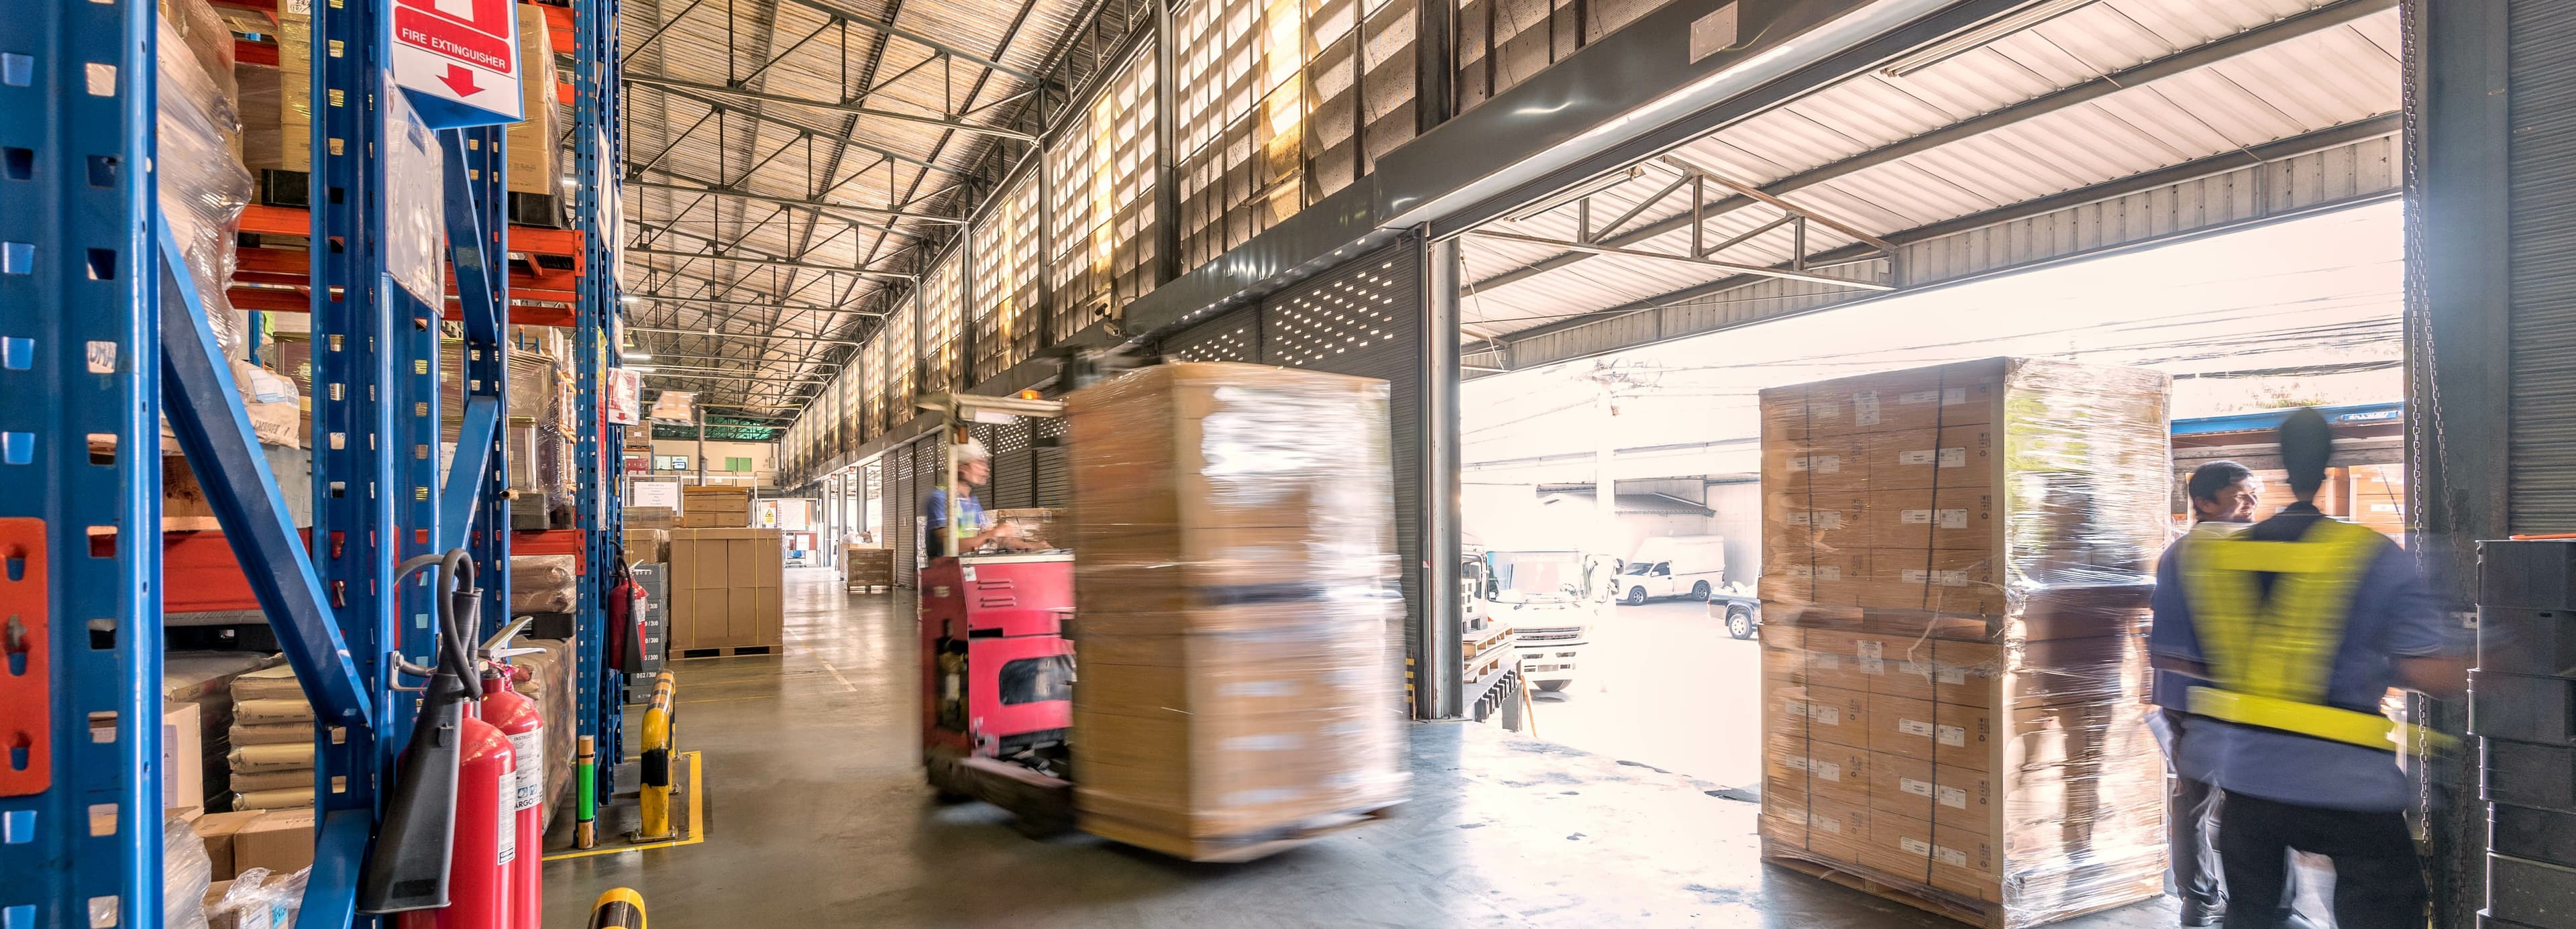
[
  {"x1": 1868, "y1": 751, "x2": 1995, "y2": 839},
  {"x1": 1858, "y1": 547, "x2": 2002, "y2": 614},
  {"x1": 1771, "y1": 491, "x2": 1868, "y2": 551},
  {"x1": 1868, "y1": 693, "x2": 1938, "y2": 762},
  {"x1": 1864, "y1": 487, "x2": 1996, "y2": 553},
  {"x1": 1805, "y1": 792, "x2": 1872, "y2": 863},
  {"x1": 231, "y1": 808, "x2": 315, "y2": 876},
  {"x1": 1805, "y1": 685, "x2": 1870, "y2": 750},
  {"x1": 193, "y1": 810, "x2": 266, "y2": 880},
  {"x1": 1866, "y1": 810, "x2": 1998, "y2": 895},
  {"x1": 1763, "y1": 677, "x2": 1811, "y2": 743},
  {"x1": 165, "y1": 702, "x2": 204, "y2": 810},
  {"x1": 1935, "y1": 700, "x2": 1994, "y2": 771},
  {"x1": 623, "y1": 528, "x2": 669, "y2": 565},
  {"x1": 1802, "y1": 743, "x2": 1870, "y2": 810},
  {"x1": 1863, "y1": 425, "x2": 1996, "y2": 491},
  {"x1": 504, "y1": 7, "x2": 561, "y2": 195},
  {"x1": 1796, "y1": 629, "x2": 1875, "y2": 694}
]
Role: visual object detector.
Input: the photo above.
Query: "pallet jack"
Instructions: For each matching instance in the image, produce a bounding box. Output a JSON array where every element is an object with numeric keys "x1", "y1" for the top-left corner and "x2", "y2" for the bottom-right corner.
[{"x1": 912, "y1": 392, "x2": 1083, "y2": 834}]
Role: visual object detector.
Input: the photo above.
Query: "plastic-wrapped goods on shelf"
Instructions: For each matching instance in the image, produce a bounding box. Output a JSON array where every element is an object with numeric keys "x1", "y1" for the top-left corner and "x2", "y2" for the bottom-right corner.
[
  {"x1": 1065, "y1": 362, "x2": 1407, "y2": 861},
  {"x1": 1755, "y1": 358, "x2": 2173, "y2": 928},
  {"x1": 510, "y1": 554, "x2": 580, "y2": 614},
  {"x1": 166, "y1": 810, "x2": 216, "y2": 929},
  {"x1": 156, "y1": 10, "x2": 252, "y2": 364},
  {"x1": 204, "y1": 867, "x2": 308, "y2": 929}
]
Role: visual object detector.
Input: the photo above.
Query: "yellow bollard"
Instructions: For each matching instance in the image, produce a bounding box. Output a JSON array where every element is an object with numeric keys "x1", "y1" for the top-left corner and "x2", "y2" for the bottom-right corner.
[
  {"x1": 589, "y1": 887, "x2": 647, "y2": 929},
  {"x1": 633, "y1": 675, "x2": 679, "y2": 841}
]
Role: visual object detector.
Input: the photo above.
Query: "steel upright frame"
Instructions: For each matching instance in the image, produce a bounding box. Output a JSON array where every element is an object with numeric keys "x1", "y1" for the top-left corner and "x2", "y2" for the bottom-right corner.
[
  {"x1": 0, "y1": 1, "x2": 164, "y2": 925},
  {"x1": 574, "y1": 0, "x2": 629, "y2": 812}
]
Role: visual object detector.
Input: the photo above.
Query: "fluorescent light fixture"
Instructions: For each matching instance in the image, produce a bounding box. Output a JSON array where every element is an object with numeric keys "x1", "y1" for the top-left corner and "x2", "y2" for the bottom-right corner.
[
  {"x1": 620, "y1": 294, "x2": 639, "y2": 304},
  {"x1": 624, "y1": 352, "x2": 651, "y2": 360},
  {"x1": 628, "y1": 365, "x2": 659, "y2": 372},
  {"x1": 1507, "y1": 167, "x2": 1646, "y2": 223},
  {"x1": 1880, "y1": 0, "x2": 2098, "y2": 78}
]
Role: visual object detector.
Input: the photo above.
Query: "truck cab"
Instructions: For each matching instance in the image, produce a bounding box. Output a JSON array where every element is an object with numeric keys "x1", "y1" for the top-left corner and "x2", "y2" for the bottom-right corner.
[
  {"x1": 1615, "y1": 535, "x2": 1727, "y2": 606},
  {"x1": 1464, "y1": 549, "x2": 1595, "y2": 693}
]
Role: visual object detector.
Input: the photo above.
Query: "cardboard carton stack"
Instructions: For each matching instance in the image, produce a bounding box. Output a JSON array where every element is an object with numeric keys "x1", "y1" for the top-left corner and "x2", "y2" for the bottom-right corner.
[
  {"x1": 1065, "y1": 363, "x2": 1407, "y2": 861},
  {"x1": 843, "y1": 545, "x2": 895, "y2": 591},
  {"x1": 667, "y1": 528, "x2": 784, "y2": 653},
  {"x1": 225, "y1": 665, "x2": 317, "y2": 811},
  {"x1": 681, "y1": 486, "x2": 754, "y2": 527},
  {"x1": 1756, "y1": 358, "x2": 2171, "y2": 928},
  {"x1": 165, "y1": 653, "x2": 281, "y2": 811}
]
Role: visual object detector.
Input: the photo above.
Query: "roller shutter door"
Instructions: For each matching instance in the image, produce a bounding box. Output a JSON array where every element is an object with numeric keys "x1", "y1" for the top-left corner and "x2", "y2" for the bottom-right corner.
[
  {"x1": 2512, "y1": 3, "x2": 2576, "y2": 530},
  {"x1": 1033, "y1": 416, "x2": 1071, "y2": 508},
  {"x1": 1256, "y1": 242, "x2": 1425, "y2": 681},
  {"x1": 989, "y1": 419, "x2": 1035, "y2": 510},
  {"x1": 1157, "y1": 307, "x2": 1259, "y2": 362},
  {"x1": 887, "y1": 441, "x2": 914, "y2": 588}
]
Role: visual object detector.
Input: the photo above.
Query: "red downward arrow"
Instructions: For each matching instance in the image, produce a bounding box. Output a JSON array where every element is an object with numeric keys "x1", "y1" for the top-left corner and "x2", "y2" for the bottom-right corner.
[{"x1": 439, "y1": 64, "x2": 483, "y2": 97}]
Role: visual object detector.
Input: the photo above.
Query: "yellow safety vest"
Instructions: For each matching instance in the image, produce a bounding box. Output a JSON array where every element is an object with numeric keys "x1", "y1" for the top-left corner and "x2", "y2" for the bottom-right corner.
[{"x1": 2180, "y1": 517, "x2": 2415, "y2": 752}]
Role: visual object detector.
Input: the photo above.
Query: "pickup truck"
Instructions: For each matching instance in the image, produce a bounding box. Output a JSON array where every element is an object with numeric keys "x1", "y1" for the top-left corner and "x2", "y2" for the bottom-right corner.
[{"x1": 1613, "y1": 535, "x2": 1727, "y2": 606}]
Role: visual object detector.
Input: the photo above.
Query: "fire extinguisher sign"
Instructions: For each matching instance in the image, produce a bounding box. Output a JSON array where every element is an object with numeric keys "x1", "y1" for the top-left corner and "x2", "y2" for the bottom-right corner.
[{"x1": 388, "y1": 0, "x2": 525, "y2": 125}]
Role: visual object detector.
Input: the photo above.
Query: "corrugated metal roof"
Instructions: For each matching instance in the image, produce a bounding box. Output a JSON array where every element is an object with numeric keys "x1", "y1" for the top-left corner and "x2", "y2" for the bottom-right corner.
[
  {"x1": 614, "y1": 0, "x2": 1092, "y2": 414},
  {"x1": 1461, "y1": 0, "x2": 2401, "y2": 341}
]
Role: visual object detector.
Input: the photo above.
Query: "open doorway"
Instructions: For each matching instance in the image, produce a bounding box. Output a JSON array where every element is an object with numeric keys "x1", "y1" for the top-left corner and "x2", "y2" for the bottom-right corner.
[{"x1": 1458, "y1": 201, "x2": 2402, "y2": 791}]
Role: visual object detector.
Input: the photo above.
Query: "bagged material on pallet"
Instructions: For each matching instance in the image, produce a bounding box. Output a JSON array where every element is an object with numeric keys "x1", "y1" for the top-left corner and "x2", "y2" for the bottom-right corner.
[
  {"x1": 227, "y1": 743, "x2": 313, "y2": 774},
  {"x1": 206, "y1": 867, "x2": 307, "y2": 929},
  {"x1": 510, "y1": 554, "x2": 578, "y2": 613},
  {"x1": 230, "y1": 788, "x2": 316, "y2": 811},
  {"x1": 1756, "y1": 358, "x2": 2171, "y2": 928},
  {"x1": 1065, "y1": 362, "x2": 1408, "y2": 862},
  {"x1": 231, "y1": 699, "x2": 314, "y2": 727},
  {"x1": 228, "y1": 665, "x2": 305, "y2": 701}
]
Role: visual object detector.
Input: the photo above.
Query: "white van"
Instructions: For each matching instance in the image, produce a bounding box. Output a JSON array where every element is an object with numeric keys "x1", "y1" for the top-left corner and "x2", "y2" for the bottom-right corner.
[{"x1": 1614, "y1": 535, "x2": 1727, "y2": 606}]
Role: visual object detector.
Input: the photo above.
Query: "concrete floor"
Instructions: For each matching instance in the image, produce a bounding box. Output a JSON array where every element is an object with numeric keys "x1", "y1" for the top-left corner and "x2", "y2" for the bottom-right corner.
[
  {"x1": 539, "y1": 567, "x2": 2181, "y2": 928},
  {"x1": 1529, "y1": 600, "x2": 1764, "y2": 787}
]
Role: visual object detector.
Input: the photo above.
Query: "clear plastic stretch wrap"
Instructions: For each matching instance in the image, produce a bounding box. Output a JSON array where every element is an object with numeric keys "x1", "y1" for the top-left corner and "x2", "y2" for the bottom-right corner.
[
  {"x1": 508, "y1": 554, "x2": 579, "y2": 614},
  {"x1": 165, "y1": 811, "x2": 214, "y2": 929},
  {"x1": 1754, "y1": 358, "x2": 2173, "y2": 928},
  {"x1": 1064, "y1": 362, "x2": 1409, "y2": 861},
  {"x1": 156, "y1": 9, "x2": 252, "y2": 363}
]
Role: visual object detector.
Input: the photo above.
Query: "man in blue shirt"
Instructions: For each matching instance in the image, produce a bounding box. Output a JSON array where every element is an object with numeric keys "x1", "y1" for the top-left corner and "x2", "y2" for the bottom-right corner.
[
  {"x1": 2148, "y1": 408, "x2": 2467, "y2": 929},
  {"x1": 922, "y1": 438, "x2": 1017, "y2": 559},
  {"x1": 2154, "y1": 460, "x2": 2259, "y2": 927}
]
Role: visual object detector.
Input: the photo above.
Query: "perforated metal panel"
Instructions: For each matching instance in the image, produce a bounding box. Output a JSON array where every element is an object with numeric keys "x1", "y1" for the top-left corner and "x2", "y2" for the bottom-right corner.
[
  {"x1": 990, "y1": 419, "x2": 1035, "y2": 510},
  {"x1": 887, "y1": 441, "x2": 914, "y2": 587},
  {"x1": 1257, "y1": 241, "x2": 1425, "y2": 673},
  {"x1": 1034, "y1": 416, "x2": 1072, "y2": 508},
  {"x1": 1160, "y1": 307, "x2": 1260, "y2": 362}
]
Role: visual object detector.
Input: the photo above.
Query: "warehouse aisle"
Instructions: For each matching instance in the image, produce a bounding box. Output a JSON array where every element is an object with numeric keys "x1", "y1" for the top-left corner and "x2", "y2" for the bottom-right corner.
[{"x1": 539, "y1": 568, "x2": 2178, "y2": 928}]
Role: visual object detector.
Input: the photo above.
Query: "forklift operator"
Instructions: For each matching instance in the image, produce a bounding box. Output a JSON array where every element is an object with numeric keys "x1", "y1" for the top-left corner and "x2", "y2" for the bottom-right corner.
[{"x1": 923, "y1": 439, "x2": 1020, "y2": 559}]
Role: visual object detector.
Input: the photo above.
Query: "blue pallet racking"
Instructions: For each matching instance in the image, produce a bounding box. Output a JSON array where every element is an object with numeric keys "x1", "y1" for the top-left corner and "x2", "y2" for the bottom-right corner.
[{"x1": 0, "y1": 0, "x2": 621, "y2": 922}]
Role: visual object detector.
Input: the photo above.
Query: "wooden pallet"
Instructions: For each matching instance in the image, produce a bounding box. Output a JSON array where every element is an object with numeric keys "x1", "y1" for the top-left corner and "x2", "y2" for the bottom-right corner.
[
  {"x1": 674, "y1": 644, "x2": 782, "y2": 659},
  {"x1": 1083, "y1": 802, "x2": 1401, "y2": 864},
  {"x1": 1462, "y1": 622, "x2": 1515, "y2": 658}
]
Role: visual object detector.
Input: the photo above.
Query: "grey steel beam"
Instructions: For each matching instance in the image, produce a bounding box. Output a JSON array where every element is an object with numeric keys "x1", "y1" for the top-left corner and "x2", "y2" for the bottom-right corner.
[
  {"x1": 1420, "y1": 235, "x2": 1463, "y2": 720},
  {"x1": 637, "y1": 371, "x2": 832, "y2": 384},
  {"x1": 1469, "y1": 0, "x2": 2394, "y2": 291},
  {"x1": 623, "y1": 178, "x2": 967, "y2": 225},
  {"x1": 627, "y1": 293, "x2": 882, "y2": 316},
  {"x1": 622, "y1": 74, "x2": 1038, "y2": 141},
  {"x1": 628, "y1": 247, "x2": 921, "y2": 280},
  {"x1": 629, "y1": 325, "x2": 864, "y2": 345},
  {"x1": 1464, "y1": 229, "x2": 1893, "y2": 290}
]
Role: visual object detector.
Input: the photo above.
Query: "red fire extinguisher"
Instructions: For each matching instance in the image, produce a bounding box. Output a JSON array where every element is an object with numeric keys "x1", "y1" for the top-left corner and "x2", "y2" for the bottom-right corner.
[
  {"x1": 606, "y1": 553, "x2": 648, "y2": 673},
  {"x1": 396, "y1": 706, "x2": 517, "y2": 929},
  {"x1": 481, "y1": 657, "x2": 545, "y2": 929}
]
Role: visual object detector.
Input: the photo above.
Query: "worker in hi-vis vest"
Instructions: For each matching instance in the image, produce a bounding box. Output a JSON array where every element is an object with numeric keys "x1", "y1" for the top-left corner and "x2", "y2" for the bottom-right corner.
[{"x1": 2147, "y1": 407, "x2": 2467, "y2": 929}]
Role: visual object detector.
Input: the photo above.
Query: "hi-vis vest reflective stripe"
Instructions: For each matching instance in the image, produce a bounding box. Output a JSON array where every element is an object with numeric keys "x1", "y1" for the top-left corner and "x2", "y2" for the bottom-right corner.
[{"x1": 2180, "y1": 518, "x2": 2410, "y2": 752}]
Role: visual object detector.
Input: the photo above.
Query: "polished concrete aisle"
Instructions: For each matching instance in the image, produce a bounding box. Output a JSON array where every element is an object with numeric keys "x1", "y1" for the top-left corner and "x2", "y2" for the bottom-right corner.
[{"x1": 540, "y1": 567, "x2": 2176, "y2": 928}]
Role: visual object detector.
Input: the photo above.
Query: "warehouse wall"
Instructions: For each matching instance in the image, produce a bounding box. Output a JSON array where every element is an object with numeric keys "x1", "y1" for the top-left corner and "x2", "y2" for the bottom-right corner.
[{"x1": 645, "y1": 439, "x2": 777, "y2": 477}]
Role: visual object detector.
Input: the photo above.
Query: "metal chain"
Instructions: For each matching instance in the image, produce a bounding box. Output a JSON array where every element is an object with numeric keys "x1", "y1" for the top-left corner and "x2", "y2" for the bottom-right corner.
[{"x1": 2396, "y1": 0, "x2": 2442, "y2": 844}]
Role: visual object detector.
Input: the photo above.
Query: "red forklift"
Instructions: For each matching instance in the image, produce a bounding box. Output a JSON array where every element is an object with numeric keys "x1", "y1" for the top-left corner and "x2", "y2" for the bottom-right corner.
[{"x1": 911, "y1": 392, "x2": 1083, "y2": 832}]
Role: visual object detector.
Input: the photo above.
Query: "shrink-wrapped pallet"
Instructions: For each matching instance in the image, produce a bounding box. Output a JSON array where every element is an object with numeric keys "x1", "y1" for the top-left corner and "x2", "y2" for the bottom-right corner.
[
  {"x1": 1065, "y1": 362, "x2": 1407, "y2": 861},
  {"x1": 1756, "y1": 358, "x2": 2171, "y2": 928}
]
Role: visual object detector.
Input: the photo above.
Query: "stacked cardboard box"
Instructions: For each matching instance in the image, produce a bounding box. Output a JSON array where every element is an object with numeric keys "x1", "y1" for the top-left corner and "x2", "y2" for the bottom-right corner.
[
  {"x1": 666, "y1": 528, "x2": 784, "y2": 652},
  {"x1": 625, "y1": 527, "x2": 672, "y2": 565},
  {"x1": 1065, "y1": 363, "x2": 1407, "y2": 861},
  {"x1": 1757, "y1": 358, "x2": 2171, "y2": 927},
  {"x1": 681, "y1": 486, "x2": 753, "y2": 527}
]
